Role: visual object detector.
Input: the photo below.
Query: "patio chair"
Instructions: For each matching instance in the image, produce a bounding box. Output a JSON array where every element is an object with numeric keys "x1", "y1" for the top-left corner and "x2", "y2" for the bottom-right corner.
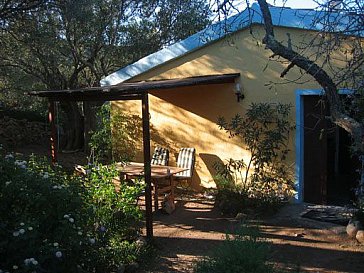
[
  {"x1": 151, "y1": 146, "x2": 169, "y2": 166},
  {"x1": 174, "y1": 148, "x2": 196, "y2": 189},
  {"x1": 150, "y1": 146, "x2": 171, "y2": 210}
]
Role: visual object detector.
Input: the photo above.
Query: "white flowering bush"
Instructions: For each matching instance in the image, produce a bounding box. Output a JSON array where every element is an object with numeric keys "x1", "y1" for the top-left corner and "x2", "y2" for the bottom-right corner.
[{"x1": 0, "y1": 148, "x2": 146, "y2": 273}]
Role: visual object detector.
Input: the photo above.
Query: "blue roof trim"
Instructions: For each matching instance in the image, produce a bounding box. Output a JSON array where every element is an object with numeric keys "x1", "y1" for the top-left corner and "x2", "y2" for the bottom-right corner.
[{"x1": 101, "y1": 3, "x2": 358, "y2": 86}]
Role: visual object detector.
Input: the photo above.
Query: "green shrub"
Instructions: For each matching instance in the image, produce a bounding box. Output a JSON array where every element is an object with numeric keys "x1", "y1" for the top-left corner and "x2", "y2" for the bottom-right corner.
[
  {"x1": 0, "y1": 147, "x2": 146, "y2": 273},
  {"x1": 194, "y1": 225, "x2": 277, "y2": 273},
  {"x1": 215, "y1": 176, "x2": 284, "y2": 216},
  {"x1": 89, "y1": 104, "x2": 141, "y2": 163},
  {"x1": 215, "y1": 103, "x2": 295, "y2": 216}
]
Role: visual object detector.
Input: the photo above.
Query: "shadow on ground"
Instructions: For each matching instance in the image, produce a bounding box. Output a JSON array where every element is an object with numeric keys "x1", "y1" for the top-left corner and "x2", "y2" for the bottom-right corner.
[{"x1": 141, "y1": 198, "x2": 364, "y2": 273}]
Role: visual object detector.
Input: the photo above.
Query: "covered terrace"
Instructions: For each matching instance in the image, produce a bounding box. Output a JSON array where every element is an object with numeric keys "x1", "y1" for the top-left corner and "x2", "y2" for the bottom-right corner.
[{"x1": 28, "y1": 73, "x2": 240, "y2": 240}]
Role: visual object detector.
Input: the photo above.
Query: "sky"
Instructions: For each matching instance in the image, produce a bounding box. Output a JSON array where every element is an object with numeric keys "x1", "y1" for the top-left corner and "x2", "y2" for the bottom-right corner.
[{"x1": 266, "y1": 0, "x2": 319, "y2": 9}]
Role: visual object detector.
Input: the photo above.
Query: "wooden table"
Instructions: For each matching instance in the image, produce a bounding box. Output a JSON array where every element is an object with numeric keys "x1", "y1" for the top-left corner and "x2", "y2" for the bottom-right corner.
[{"x1": 117, "y1": 162, "x2": 187, "y2": 210}]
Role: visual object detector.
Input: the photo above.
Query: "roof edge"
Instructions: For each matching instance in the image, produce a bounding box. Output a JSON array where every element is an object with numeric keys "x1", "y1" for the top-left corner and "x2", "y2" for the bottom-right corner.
[{"x1": 101, "y1": 3, "x2": 358, "y2": 86}]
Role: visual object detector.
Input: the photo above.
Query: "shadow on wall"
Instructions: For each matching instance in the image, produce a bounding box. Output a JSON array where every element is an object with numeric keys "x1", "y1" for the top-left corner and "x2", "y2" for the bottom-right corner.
[
  {"x1": 199, "y1": 153, "x2": 225, "y2": 183},
  {"x1": 112, "y1": 112, "x2": 170, "y2": 162}
]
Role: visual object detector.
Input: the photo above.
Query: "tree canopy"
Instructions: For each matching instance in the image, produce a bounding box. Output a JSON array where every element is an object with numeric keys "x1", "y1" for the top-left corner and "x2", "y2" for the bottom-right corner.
[{"x1": 0, "y1": 0, "x2": 211, "y2": 150}]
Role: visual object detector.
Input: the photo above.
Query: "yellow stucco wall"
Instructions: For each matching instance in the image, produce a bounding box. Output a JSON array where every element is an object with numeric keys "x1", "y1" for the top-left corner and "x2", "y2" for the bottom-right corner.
[{"x1": 112, "y1": 25, "x2": 349, "y2": 190}]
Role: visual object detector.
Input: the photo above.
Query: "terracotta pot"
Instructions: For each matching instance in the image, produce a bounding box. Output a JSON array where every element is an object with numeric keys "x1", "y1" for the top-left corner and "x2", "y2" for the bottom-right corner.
[{"x1": 356, "y1": 230, "x2": 364, "y2": 244}]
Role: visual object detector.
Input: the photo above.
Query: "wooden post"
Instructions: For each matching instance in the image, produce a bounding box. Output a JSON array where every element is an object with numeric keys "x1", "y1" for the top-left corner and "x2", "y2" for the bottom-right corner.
[
  {"x1": 141, "y1": 92, "x2": 153, "y2": 240},
  {"x1": 48, "y1": 99, "x2": 58, "y2": 165}
]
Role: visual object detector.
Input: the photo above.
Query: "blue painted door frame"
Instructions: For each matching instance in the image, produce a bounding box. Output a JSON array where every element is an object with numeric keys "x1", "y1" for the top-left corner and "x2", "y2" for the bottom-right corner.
[{"x1": 295, "y1": 89, "x2": 352, "y2": 203}]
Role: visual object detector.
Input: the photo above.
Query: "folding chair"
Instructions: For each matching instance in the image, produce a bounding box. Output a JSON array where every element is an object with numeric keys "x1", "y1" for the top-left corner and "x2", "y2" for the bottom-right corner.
[{"x1": 174, "y1": 148, "x2": 196, "y2": 189}]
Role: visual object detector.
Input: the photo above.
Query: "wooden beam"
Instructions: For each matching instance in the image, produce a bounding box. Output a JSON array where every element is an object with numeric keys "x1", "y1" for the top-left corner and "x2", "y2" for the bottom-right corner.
[
  {"x1": 27, "y1": 73, "x2": 241, "y2": 100},
  {"x1": 48, "y1": 100, "x2": 57, "y2": 165},
  {"x1": 31, "y1": 93, "x2": 143, "y2": 102},
  {"x1": 141, "y1": 92, "x2": 153, "y2": 240}
]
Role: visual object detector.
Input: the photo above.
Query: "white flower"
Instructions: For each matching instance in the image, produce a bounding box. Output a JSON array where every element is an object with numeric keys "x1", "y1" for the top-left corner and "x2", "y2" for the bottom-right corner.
[
  {"x1": 55, "y1": 251, "x2": 62, "y2": 258},
  {"x1": 5, "y1": 154, "x2": 14, "y2": 160},
  {"x1": 20, "y1": 222, "x2": 25, "y2": 226},
  {"x1": 5, "y1": 181, "x2": 11, "y2": 186},
  {"x1": 63, "y1": 214, "x2": 70, "y2": 219},
  {"x1": 24, "y1": 258, "x2": 37, "y2": 266},
  {"x1": 28, "y1": 226, "x2": 33, "y2": 231},
  {"x1": 19, "y1": 229, "x2": 25, "y2": 234},
  {"x1": 13, "y1": 231, "x2": 19, "y2": 237},
  {"x1": 89, "y1": 238, "x2": 95, "y2": 244},
  {"x1": 69, "y1": 218, "x2": 74, "y2": 223},
  {"x1": 15, "y1": 160, "x2": 27, "y2": 169},
  {"x1": 53, "y1": 242, "x2": 59, "y2": 247},
  {"x1": 52, "y1": 185, "x2": 58, "y2": 189},
  {"x1": 13, "y1": 265, "x2": 18, "y2": 269},
  {"x1": 77, "y1": 231, "x2": 82, "y2": 235}
]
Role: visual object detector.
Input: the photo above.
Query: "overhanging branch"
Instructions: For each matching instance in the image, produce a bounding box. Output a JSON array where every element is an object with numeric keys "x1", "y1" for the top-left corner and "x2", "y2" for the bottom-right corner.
[{"x1": 257, "y1": 0, "x2": 363, "y2": 149}]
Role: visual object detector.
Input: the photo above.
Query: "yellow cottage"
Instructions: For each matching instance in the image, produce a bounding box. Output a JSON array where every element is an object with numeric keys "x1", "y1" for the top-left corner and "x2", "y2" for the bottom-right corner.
[{"x1": 101, "y1": 4, "x2": 360, "y2": 204}]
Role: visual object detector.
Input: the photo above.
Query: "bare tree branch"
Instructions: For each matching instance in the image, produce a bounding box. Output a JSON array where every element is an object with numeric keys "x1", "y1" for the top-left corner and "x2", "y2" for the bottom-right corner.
[{"x1": 257, "y1": 0, "x2": 363, "y2": 149}]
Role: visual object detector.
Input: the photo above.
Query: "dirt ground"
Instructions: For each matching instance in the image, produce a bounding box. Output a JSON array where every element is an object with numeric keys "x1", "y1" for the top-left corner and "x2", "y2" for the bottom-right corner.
[
  {"x1": 8, "y1": 145, "x2": 364, "y2": 273},
  {"x1": 142, "y1": 195, "x2": 364, "y2": 273}
]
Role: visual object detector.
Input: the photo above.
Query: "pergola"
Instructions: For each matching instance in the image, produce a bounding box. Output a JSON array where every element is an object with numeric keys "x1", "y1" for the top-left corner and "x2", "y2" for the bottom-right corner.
[{"x1": 28, "y1": 73, "x2": 240, "y2": 240}]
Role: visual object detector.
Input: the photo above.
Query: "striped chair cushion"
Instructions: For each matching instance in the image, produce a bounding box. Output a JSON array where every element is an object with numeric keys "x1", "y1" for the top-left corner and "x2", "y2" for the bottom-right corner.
[
  {"x1": 151, "y1": 146, "x2": 169, "y2": 166},
  {"x1": 175, "y1": 148, "x2": 195, "y2": 178}
]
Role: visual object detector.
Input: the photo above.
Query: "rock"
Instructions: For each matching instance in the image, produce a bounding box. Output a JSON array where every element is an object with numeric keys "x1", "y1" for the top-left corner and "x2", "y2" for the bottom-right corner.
[
  {"x1": 356, "y1": 230, "x2": 364, "y2": 244},
  {"x1": 346, "y1": 220, "x2": 361, "y2": 238},
  {"x1": 117, "y1": 264, "x2": 126, "y2": 273}
]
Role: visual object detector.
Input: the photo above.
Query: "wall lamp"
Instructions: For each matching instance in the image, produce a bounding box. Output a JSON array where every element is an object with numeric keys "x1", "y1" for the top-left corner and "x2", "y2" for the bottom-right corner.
[{"x1": 235, "y1": 82, "x2": 245, "y2": 102}]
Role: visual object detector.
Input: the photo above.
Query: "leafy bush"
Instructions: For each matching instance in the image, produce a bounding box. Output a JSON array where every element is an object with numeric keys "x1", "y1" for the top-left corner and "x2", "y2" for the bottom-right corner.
[
  {"x1": 215, "y1": 103, "x2": 295, "y2": 215},
  {"x1": 0, "y1": 147, "x2": 146, "y2": 273},
  {"x1": 214, "y1": 175, "x2": 284, "y2": 216},
  {"x1": 194, "y1": 225, "x2": 277, "y2": 273}
]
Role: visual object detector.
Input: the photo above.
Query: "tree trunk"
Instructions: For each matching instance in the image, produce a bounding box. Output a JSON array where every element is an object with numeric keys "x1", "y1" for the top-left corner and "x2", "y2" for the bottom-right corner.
[
  {"x1": 60, "y1": 101, "x2": 84, "y2": 151},
  {"x1": 83, "y1": 101, "x2": 102, "y2": 154}
]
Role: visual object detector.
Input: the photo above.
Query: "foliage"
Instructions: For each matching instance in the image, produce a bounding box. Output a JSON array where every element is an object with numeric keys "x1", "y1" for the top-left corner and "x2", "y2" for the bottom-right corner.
[
  {"x1": 0, "y1": 0, "x2": 45, "y2": 28},
  {"x1": 214, "y1": 175, "x2": 285, "y2": 216},
  {"x1": 0, "y1": 146, "x2": 146, "y2": 273},
  {"x1": 219, "y1": 103, "x2": 293, "y2": 186},
  {"x1": 215, "y1": 103, "x2": 294, "y2": 216},
  {"x1": 194, "y1": 225, "x2": 277, "y2": 273},
  {"x1": 89, "y1": 103, "x2": 141, "y2": 163}
]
